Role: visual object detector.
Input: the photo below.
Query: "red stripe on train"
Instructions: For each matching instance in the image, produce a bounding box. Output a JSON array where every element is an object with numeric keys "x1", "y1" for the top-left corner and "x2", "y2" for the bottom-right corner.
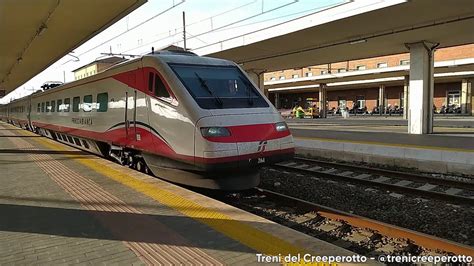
[
  {"x1": 32, "y1": 121, "x2": 176, "y2": 158},
  {"x1": 31, "y1": 121, "x2": 293, "y2": 165},
  {"x1": 112, "y1": 67, "x2": 177, "y2": 101},
  {"x1": 203, "y1": 123, "x2": 291, "y2": 143}
]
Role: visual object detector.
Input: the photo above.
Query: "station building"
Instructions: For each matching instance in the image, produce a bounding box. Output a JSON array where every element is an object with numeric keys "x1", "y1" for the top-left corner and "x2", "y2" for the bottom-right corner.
[
  {"x1": 73, "y1": 56, "x2": 126, "y2": 81},
  {"x1": 265, "y1": 44, "x2": 474, "y2": 115}
]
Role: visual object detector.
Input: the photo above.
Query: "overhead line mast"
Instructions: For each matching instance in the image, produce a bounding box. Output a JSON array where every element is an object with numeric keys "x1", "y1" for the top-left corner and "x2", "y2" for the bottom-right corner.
[{"x1": 183, "y1": 11, "x2": 187, "y2": 51}]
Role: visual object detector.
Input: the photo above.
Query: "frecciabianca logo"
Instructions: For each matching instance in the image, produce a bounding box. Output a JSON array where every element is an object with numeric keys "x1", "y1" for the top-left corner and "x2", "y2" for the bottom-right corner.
[{"x1": 257, "y1": 140, "x2": 268, "y2": 153}]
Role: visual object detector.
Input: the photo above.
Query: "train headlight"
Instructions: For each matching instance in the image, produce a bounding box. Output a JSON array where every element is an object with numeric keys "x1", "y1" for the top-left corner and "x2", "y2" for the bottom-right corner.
[
  {"x1": 275, "y1": 122, "x2": 288, "y2": 132},
  {"x1": 200, "y1": 127, "x2": 231, "y2": 137}
]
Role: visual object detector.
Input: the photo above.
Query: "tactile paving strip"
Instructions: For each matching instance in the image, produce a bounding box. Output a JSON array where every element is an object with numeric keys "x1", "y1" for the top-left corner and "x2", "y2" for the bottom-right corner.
[{"x1": 3, "y1": 130, "x2": 223, "y2": 265}]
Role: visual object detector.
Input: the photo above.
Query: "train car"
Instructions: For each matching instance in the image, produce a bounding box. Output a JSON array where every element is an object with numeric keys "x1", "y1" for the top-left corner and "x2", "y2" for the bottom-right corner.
[
  {"x1": 2, "y1": 51, "x2": 294, "y2": 190},
  {"x1": 0, "y1": 98, "x2": 29, "y2": 128}
]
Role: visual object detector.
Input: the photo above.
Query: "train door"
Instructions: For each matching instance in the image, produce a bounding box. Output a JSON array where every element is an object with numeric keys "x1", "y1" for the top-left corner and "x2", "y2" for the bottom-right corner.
[
  {"x1": 124, "y1": 73, "x2": 137, "y2": 143},
  {"x1": 27, "y1": 95, "x2": 32, "y2": 130}
]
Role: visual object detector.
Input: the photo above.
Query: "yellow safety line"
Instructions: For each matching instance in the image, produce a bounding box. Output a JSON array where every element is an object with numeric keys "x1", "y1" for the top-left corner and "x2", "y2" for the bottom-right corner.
[
  {"x1": 7, "y1": 125, "x2": 307, "y2": 258},
  {"x1": 295, "y1": 136, "x2": 474, "y2": 153}
]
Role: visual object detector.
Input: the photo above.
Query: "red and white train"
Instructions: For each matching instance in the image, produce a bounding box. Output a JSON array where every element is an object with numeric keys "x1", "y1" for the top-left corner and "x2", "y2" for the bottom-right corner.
[{"x1": 0, "y1": 51, "x2": 294, "y2": 190}]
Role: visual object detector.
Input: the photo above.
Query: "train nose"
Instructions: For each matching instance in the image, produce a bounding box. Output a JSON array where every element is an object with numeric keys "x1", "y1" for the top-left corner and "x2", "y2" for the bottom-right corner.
[{"x1": 195, "y1": 115, "x2": 294, "y2": 168}]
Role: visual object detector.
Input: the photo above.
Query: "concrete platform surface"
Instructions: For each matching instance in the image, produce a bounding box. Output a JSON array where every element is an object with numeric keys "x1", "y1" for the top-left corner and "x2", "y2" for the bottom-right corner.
[
  {"x1": 0, "y1": 121, "x2": 355, "y2": 265},
  {"x1": 286, "y1": 116, "x2": 474, "y2": 128},
  {"x1": 291, "y1": 126, "x2": 474, "y2": 175}
]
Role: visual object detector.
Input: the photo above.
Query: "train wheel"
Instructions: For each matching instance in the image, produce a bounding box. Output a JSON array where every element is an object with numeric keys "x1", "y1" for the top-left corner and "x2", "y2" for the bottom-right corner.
[
  {"x1": 136, "y1": 160, "x2": 144, "y2": 172},
  {"x1": 127, "y1": 156, "x2": 135, "y2": 168}
]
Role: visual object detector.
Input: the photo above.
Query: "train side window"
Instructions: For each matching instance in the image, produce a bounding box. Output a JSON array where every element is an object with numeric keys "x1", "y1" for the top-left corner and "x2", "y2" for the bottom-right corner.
[
  {"x1": 64, "y1": 98, "x2": 70, "y2": 112},
  {"x1": 41, "y1": 102, "x2": 45, "y2": 113},
  {"x1": 57, "y1": 99, "x2": 62, "y2": 112},
  {"x1": 46, "y1": 101, "x2": 50, "y2": 112},
  {"x1": 72, "y1": 97, "x2": 80, "y2": 112},
  {"x1": 154, "y1": 74, "x2": 171, "y2": 99},
  {"x1": 148, "y1": 72, "x2": 154, "y2": 92},
  {"x1": 82, "y1": 139, "x2": 90, "y2": 149},
  {"x1": 83, "y1": 95, "x2": 92, "y2": 112},
  {"x1": 97, "y1": 93, "x2": 108, "y2": 112},
  {"x1": 51, "y1": 101, "x2": 55, "y2": 112},
  {"x1": 37, "y1": 103, "x2": 40, "y2": 113}
]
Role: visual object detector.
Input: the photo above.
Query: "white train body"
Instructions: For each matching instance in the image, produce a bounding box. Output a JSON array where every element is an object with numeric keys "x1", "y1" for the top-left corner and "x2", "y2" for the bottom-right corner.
[{"x1": 0, "y1": 52, "x2": 294, "y2": 189}]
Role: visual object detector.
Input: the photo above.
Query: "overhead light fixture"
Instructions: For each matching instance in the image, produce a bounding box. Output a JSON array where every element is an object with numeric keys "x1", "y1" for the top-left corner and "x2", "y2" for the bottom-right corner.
[
  {"x1": 38, "y1": 24, "x2": 48, "y2": 36},
  {"x1": 350, "y1": 39, "x2": 367, "y2": 45}
]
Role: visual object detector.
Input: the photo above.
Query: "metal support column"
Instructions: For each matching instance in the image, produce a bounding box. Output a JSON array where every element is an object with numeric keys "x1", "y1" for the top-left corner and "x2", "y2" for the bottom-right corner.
[
  {"x1": 461, "y1": 79, "x2": 472, "y2": 115},
  {"x1": 403, "y1": 75, "x2": 409, "y2": 119},
  {"x1": 319, "y1": 84, "x2": 327, "y2": 118},
  {"x1": 274, "y1": 93, "x2": 280, "y2": 109},
  {"x1": 378, "y1": 84, "x2": 385, "y2": 115}
]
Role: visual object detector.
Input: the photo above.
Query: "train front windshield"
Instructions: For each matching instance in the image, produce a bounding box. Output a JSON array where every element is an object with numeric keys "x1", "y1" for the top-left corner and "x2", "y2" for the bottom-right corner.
[{"x1": 169, "y1": 63, "x2": 269, "y2": 109}]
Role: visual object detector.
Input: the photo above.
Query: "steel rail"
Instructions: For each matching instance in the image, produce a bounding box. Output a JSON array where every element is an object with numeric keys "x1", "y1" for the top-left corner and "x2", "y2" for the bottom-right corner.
[
  {"x1": 274, "y1": 159, "x2": 474, "y2": 206},
  {"x1": 293, "y1": 156, "x2": 474, "y2": 190},
  {"x1": 257, "y1": 188, "x2": 474, "y2": 256}
]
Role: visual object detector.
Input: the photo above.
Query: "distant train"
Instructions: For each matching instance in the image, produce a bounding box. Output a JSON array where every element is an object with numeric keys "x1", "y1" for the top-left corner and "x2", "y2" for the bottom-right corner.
[{"x1": 0, "y1": 51, "x2": 294, "y2": 190}]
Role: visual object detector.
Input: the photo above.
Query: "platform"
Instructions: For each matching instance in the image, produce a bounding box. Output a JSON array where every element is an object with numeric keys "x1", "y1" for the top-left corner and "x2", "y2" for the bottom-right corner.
[
  {"x1": 287, "y1": 116, "x2": 474, "y2": 130},
  {"x1": 287, "y1": 118, "x2": 474, "y2": 175},
  {"x1": 0, "y1": 121, "x2": 357, "y2": 265}
]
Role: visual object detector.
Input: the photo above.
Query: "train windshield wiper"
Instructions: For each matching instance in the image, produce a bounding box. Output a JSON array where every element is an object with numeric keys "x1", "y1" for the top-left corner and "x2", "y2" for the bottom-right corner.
[
  {"x1": 238, "y1": 75, "x2": 255, "y2": 106},
  {"x1": 194, "y1": 72, "x2": 223, "y2": 108}
]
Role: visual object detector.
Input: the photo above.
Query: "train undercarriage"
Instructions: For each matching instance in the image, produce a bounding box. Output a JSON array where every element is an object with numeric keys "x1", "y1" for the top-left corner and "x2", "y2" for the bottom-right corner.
[{"x1": 29, "y1": 124, "x2": 260, "y2": 190}]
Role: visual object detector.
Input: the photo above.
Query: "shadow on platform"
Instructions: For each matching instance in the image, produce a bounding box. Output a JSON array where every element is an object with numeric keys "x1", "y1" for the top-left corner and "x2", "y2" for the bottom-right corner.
[
  {"x1": 0, "y1": 149, "x2": 90, "y2": 155},
  {"x1": 0, "y1": 135, "x2": 42, "y2": 138},
  {"x1": 0, "y1": 157, "x2": 94, "y2": 165},
  {"x1": 0, "y1": 202, "x2": 261, "y2": 252}
]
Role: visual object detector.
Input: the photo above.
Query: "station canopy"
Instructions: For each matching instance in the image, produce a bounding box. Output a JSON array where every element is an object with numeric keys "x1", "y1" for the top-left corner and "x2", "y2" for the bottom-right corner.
[
  {"x1": 197, "y1": 0, "x2": 474, "y2": 72},
  {"x1": 0, "y1": 0, "x2": 146, "y2": 97}
]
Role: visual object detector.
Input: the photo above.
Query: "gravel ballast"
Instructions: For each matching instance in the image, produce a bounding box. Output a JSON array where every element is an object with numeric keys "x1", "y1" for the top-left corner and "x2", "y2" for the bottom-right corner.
[{"x1": 260, "y1": 167, "x2": 474, "y2": 246}]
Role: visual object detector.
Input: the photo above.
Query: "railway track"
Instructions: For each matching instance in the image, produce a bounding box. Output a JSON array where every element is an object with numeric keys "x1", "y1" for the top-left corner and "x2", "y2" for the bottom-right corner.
[
  {"x1": 274, "y1": 157, "x2": 474, "y2": 205},
  {"x1": 220, "y1": 188, "x2": 474, "y2": 257}
]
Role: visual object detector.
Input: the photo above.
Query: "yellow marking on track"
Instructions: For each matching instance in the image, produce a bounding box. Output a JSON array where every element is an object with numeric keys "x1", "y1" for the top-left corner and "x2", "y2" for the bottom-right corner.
[
  {"x1": 295, "y1": 136, "x2": 474, "y2": 153},
  {"x1": 7, "y1": 125, "x2": 308, "y2": 257}
]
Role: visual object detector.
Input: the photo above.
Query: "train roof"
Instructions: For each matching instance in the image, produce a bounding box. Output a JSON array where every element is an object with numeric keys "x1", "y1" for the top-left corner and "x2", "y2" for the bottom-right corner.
[
  {"x1": 146, "y1": 51, "x2": 235, "y2": 67},
  {"x1": 5, "y1": 52, "x2": 237, "y2": 104}
]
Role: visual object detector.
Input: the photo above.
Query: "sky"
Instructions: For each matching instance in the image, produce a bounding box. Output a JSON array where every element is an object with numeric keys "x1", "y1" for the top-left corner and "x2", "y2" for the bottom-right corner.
[{"x1": 0, "y1": 0, "x2": 343, "y2": 104}]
